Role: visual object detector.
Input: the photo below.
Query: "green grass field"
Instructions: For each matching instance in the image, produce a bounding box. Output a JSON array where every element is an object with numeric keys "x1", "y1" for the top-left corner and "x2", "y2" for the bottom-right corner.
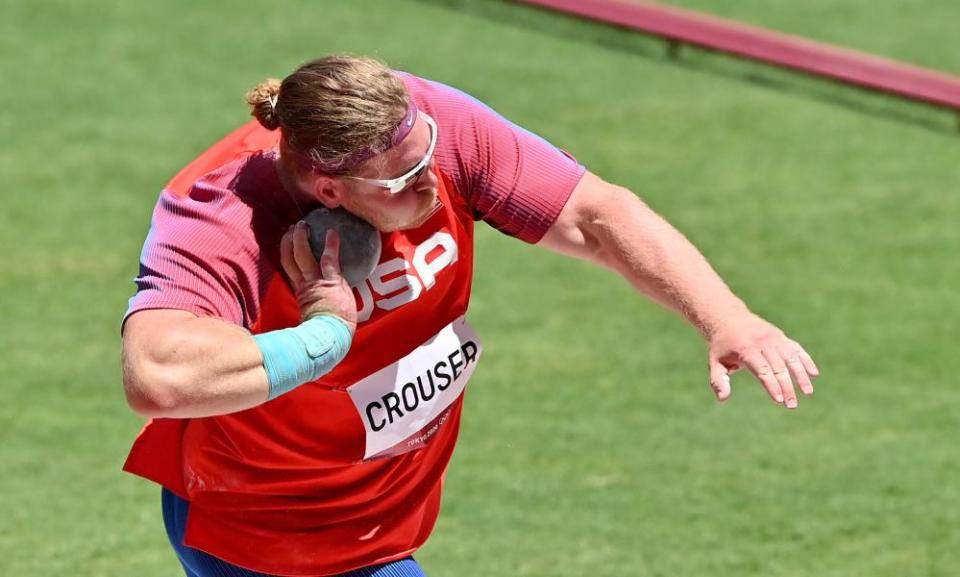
[{"x1": 1, "y1": 0, "x2": 958, "y2": 575}]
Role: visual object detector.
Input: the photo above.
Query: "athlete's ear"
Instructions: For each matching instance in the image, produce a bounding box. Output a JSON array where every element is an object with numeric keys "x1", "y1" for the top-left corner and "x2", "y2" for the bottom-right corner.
[{"x1": 310, "y1": 175, "x2": 345, "y2": 209}]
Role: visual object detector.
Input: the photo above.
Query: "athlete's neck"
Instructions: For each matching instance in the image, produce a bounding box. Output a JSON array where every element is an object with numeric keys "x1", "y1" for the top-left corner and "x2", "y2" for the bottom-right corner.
[{"x1": 273, "y1": 154, "x2": 319, "y2": 217}]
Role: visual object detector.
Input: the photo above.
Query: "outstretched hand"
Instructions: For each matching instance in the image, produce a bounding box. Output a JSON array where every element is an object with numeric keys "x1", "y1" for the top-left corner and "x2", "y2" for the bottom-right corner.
[{"x1": 707, "y1": 313, "x2": 819, "y2": 409}]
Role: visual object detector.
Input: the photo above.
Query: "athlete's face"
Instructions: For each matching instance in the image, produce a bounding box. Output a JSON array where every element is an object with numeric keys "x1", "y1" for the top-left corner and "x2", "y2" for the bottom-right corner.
[{"x1": 319, "y1": 114, "x2": 440, "y2": 232}]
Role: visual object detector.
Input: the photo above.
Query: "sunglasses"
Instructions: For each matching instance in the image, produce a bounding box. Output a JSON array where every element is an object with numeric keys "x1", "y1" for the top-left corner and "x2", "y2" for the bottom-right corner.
[{"x1": 342, "y1": 113, "x2": 438, "y2": 195}]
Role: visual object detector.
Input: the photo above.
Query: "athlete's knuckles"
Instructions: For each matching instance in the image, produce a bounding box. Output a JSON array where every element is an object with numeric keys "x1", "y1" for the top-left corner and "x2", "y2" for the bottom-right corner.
[
  {"x1": 783, "y1": 350, "x2": 802, "y2": 361},
  {"x1": 750, "y1": 360, "x2": 774, "y2": 376},
  {"x1": 735, "y1": 340, "x2": 764, "y2": 355}
]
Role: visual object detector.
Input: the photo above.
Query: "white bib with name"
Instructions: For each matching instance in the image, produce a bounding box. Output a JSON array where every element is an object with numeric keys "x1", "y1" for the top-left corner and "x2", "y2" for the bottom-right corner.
[{"x1": 347, "y1": 317, "x2": 482, "y2": 460}]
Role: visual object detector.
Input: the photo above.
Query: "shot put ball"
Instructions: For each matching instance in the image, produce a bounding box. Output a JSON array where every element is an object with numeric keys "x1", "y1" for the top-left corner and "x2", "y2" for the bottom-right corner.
[{"x1": 304, "y1": 207, "x2": 382, "y2": 287}]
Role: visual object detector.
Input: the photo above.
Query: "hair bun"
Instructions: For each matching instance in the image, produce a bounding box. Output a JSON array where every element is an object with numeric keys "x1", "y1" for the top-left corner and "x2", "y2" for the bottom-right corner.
[{"x1": 245, "y1": 78, "x2": 283, "y2": 130}]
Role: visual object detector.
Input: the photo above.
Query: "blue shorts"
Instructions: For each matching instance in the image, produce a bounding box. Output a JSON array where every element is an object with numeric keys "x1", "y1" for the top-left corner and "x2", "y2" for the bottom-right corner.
[{"x1": 161, "y1": 488, "x2": 427, "y2": 577}]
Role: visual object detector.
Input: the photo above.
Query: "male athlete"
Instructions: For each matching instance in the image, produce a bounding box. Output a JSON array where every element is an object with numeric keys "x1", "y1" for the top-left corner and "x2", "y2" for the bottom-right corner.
[{"x1": 122, "y1": 55, "x2": 819, "y2": 577}]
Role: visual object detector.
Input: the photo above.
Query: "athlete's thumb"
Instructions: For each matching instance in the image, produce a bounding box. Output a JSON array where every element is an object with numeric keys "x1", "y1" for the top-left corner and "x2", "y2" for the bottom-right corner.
[{"x1": 709, "y1": 356, "x2": 732, "y2": 402}]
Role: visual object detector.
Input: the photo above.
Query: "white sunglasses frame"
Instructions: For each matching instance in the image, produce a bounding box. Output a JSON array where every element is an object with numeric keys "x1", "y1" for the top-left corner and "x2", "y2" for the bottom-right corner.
[{"x1": 342, "y1": 113, "x2": 438, "y2": 195}]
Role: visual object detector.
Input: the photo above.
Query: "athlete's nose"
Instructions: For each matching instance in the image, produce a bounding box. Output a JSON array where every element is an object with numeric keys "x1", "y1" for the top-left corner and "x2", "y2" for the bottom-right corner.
[{"x1": 416, "y1": 158, "x2": 439, "y2": 191}]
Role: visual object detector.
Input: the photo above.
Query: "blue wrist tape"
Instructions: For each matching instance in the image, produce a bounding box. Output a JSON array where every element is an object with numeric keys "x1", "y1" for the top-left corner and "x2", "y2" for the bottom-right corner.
[{"x1": 253, "y1": 315, "x2": 353, "y2": 400}]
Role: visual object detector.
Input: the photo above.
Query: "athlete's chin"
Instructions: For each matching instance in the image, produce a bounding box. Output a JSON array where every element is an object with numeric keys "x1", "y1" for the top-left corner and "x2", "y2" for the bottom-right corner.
[
  {"x1": 400, "y1": 198, "x2": 441, "y2": 231},
  {"x1": 353, "y1": 189, "x2": 439, "y2": 232},
  {"x1": 394, "y1": 190, "x2": 441, "y2": 230}
]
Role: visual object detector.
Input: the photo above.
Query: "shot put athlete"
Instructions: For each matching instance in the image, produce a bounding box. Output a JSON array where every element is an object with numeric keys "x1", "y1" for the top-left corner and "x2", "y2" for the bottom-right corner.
[{"x1": 121, "y1": 55, "x2": 819, "y2": 577}]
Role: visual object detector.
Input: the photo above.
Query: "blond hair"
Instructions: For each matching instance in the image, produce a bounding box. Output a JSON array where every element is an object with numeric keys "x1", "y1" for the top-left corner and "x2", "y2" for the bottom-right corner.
[{"x1": 245, "y1": 55, "x2": 409, "y2": 173}]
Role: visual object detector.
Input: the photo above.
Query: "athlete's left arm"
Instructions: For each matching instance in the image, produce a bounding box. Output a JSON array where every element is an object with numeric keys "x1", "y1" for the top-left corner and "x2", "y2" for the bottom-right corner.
[{"x1": 537, "y1": 171, "x2": 820, "y2": 409}]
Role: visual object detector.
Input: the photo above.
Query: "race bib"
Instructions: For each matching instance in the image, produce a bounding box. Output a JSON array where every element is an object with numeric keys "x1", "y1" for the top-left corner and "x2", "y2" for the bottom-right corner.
[{"x1": 347, "y1": 317, "x2": 482, "y2": 460}]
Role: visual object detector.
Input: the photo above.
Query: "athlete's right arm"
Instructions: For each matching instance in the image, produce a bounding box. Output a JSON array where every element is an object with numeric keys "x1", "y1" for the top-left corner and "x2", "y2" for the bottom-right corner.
[
  {"x1": 123, "y1": 310, "x2": 272, "y2": 418},
  {"x1": 122, "y1": 224, "x2": 358, "y2": 419}
]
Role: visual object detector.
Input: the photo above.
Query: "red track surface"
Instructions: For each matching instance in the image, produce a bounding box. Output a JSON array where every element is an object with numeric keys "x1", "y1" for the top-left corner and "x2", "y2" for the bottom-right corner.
[{"x1": 513, "y1": 0, "x2": 960, "y2": 112}]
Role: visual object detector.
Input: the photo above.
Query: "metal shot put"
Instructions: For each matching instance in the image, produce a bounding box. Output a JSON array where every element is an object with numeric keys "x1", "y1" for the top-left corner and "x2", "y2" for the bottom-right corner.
[{"x1": 304, "y1": 207, "x2": 382, "y2": 287}]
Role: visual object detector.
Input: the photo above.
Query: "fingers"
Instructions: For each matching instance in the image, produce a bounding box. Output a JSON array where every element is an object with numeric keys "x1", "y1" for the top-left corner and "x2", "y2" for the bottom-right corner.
[
  {"x1": 280, "y1": 225, "x2": 303, "y2": 288},
  {"x1": 783, "y1": 343, "x2": 815, "y2": 396},
  {"x1": 762, "y1": 348, "x2": 798, "y2": 409},
  {"x1": 741, "y1": 351, "x2": 785, "y2": 406},
  {"x1": 291, "y1": 221, "x2": 321, "y2": 282},
  {"x1": 708, "y1": 358, "x2": 731, "y2": 402},
  {"x1": 799, "y1": 349, "x2": 820, "y2": 377},
  {"x1": 281, "y1": 222, "x2": 347, "y2": 288},
  {"x1": 319, "y1": 229, "x2": 343, "y2": 281},
  {"x1": 743, "y1": 344, "x2": 818, "y2": 409}
]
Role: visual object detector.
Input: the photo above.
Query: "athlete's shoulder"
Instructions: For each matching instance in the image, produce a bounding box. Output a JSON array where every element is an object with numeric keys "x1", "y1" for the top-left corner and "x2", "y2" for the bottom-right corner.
[
  {"x1": 155, "y1": 120, "x2": 290, "y2": 230},
  {"x1": 397, "y1": 72, "x2": 497, "y2": 124},
  {"x1": 166, "y1": 121, "x2": 282, "y2": 198},
  {"x1": 137, "y1": 147, "x2": 288, "y2": 327}
]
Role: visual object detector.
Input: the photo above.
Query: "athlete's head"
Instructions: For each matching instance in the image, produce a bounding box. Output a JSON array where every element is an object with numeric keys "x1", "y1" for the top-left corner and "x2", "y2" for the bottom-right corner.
[{"x1": 247, "y1": 55, "x2": 439, "y2": 231}]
